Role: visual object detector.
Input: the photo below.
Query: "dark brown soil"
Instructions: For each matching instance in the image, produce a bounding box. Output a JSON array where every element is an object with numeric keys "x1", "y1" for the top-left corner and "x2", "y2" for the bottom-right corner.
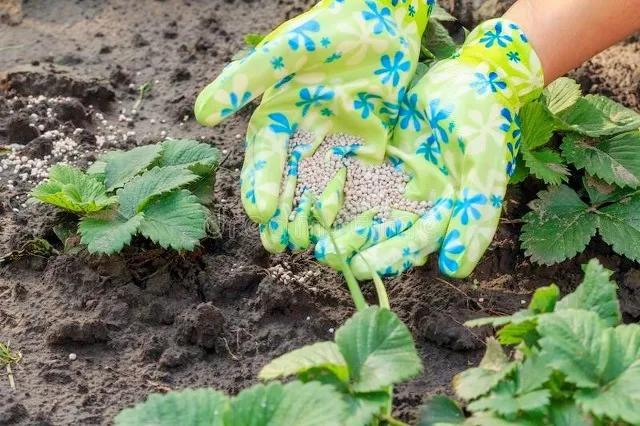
[{"x1": 1, "y1": 1, "x2": 639, "y2": 425}]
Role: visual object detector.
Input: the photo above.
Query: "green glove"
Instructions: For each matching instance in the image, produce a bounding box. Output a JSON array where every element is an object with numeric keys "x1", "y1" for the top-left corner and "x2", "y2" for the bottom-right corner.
[
  {"x1": 332, "y1": 18, "x2": 544, "y2": 279},
  {"x1": 194, "y1": 0, "x2": 433, "y2": 253}
]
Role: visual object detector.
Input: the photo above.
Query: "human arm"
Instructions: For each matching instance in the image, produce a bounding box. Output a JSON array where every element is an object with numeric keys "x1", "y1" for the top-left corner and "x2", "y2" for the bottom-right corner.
[{"x1": 504, "y1": 0, "x2": 640, "y2": 84}]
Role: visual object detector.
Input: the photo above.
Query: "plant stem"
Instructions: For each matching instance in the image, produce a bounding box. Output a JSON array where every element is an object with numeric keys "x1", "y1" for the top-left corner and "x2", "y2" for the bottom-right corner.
[
  {"x1": 371, "y1": 269, "x2": 390, "y2": 310},
  {"x1": 327, "y1": 231, "x2": 367, "y2": 312},
  {"x1": 354, "y1": 253, "x2": 390, "y2": 309},
  {"x1": 378, "y1": 413, "x2": 409, "y2": 426},
  {"x1": 420, "y1": 45, "x2": 435, "y2": 59}
]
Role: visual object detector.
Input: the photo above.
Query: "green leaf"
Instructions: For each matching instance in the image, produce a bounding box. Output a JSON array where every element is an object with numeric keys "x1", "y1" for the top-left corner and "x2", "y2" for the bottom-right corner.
[
  {"x1": 465, "y1": 310, "x2": 535, "y2": 329},
  {"x1": 497, "y1": 321, "x2": 539, "y2": 347},
  {"x1": 78, "y1": 212, "x2": 143, "y2": 254},
  {"x1": 521, "y1": 185, "x2": 598, "y2": 264},
  {"x1": 417, "y1": 396, "x2": 465, "y2": 426},
  {"x1": 582, "y1": 174, "x2": 634, "y2": 204},
  {"x1": 225, "y1": 381, "x2": 347, "y2": 426},
  {"x1": 465, "y1": 413, "x2": 540, "y2": 426},
  {"x1": 561, "y1": 132, "x2": 640, "y2": 188},
  {"x1": 115, "y1": 388, "x2": 228, "y2": 426},
  {"x1": 100, "y1": 144, "x2": 162, "y2": 191},
  {"x1": 575, "y1": 326, "x2": 640, "y2": 424},
  {"x1": 557, "y1": 95, "x2": 640, "y2": 137},
  {"x1": 537, "y1": 309, "x2": 607, "y2": 388},
  {"x1": 31, "y1": 164, "x2": 116, "y2": 214},
  {"x1": 520, "y1": 101, "x2": 556, "y2": 150},
  {"x1": 86, "y1": 160, "x2": 106, "y2": 182},
  {"x1": 467, "y1": 382, "x2": 550, "y2": 416},
  {"x1": 422, "y1": 20, "x2": 457, "y2": 59},
  {"x1": 556, "y1": 259, "x2": 620, "y2": 327},
  {"x1": 138, "y1": 190, "x2": 207, "y2": 251},
  {"x1": 117, "y1": 167, "x2": 199, "y2": 218},
  {"x1": 244, "y1": 33, "x2": 265, "y2": 48},
  {"x1": 335, "y1": 306, "x2": 422, "y2": 393},
  {"x1": 430, "y1": 4, "x2": 457, "y2": 21},
  {"x1": 548, "y1": 403, "x2": 591, "y2": 426},
  {"x1": 522, "y1": 149, "x2": 570, "y2": 185},
  {"x1": 259, "y1": 341, "x2": 348, "y2": 382},
  {"x1": 189, "y1": 174, "x2": 216, "y2": 205},
  {"x1": 516, "y1": 352, "x2": 552, "y2": 394},
  {"x1": 528, "y1": 284, "x2": 560, "y2": 314},
  {"x1": 490, "y1": 286, "x2": 559, "y2": 347},
  {"x1": 344, "y1": 392, "x2": 389, "y2": 426},
  {"x1": 543, "y1": 77, "x2": 582, "y2": 114},
  {"x1": 159, "y1": 139, "x2": 220, "y2": 170},
  {"x1": 597, "y1": 193, "x2": 640, "y2": 262},
  {"x1": 453, "y1": 338, "x2": 515, "y2": 400}
]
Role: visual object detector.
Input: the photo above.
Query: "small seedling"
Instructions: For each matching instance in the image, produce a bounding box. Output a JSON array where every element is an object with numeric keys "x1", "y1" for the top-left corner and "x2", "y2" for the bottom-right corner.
[
  {"x1": 133, "y1": 81, "x2": 153, "y2": 111},
  {"x1": 0, "y1": 341, "x2": 22, "y2": 390},
  {"x1": 0, "y1": 238, "x2": 58, "y2": 265},
  {"x1": 243, "y1": 33, "x2": 265, "y2": 48},
  {"x1": 30, "y1": 139, "x2": 220, "y2": 255}
]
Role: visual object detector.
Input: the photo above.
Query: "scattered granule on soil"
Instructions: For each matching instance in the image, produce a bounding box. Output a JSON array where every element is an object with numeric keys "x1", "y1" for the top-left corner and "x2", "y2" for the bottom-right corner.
[{"x1": 289, "y1": 130, "x2": 431, "y2": 224}]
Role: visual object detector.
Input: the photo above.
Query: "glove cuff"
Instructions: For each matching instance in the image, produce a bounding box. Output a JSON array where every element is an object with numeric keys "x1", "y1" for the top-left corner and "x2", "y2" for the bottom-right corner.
[{"x1": 456, "y1": 18, "x2": 544, "y2": 106}]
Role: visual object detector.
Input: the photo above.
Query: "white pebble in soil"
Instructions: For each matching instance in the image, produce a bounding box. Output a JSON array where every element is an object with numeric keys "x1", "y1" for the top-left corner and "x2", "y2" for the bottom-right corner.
[{"x1": 287, "y1": 130, "x2": 432, "y2": 224}]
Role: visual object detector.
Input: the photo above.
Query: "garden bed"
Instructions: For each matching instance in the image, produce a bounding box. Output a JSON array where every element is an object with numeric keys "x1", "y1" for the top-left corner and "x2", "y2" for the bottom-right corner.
[{"x1": 1, "y1": 0, "x2": 640, "y2": 424}]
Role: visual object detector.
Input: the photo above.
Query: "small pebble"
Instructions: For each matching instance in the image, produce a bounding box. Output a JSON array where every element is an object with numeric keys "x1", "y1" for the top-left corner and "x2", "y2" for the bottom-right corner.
[{"x1": 69, "y1": 353, "x2": 77, "y2": 361}]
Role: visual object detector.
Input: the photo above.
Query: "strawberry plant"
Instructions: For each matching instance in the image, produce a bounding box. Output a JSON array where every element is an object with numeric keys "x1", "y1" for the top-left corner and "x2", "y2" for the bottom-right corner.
[
  {"x1": 419, "y1": 259, "x2": 640, "y2": 425},
  {"x1": 115, "y1": 305, "x2": 422, "y2": 426},
  {"x1": 30, "y1": 139, "x2": 219, "y2": 254},
  {"x1": 505, "y1": 77, "x2": 640, "y2": 265}
]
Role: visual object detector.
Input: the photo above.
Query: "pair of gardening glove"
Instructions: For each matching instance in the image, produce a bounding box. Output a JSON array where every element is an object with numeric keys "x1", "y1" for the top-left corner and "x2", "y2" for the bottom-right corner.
[{"x1": 195, "y1": 0, "x2": 543, "y2": 279}]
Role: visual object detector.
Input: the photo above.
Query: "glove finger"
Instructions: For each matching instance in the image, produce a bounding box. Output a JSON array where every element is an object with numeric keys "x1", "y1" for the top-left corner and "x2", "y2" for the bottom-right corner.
[
  {"x1": 260, "y1": 133, "x2": 325, "y2": 251},
  {"x1": 350, "y1": 197, "x2": 454, "y2": 280},
  {"x1": 287, "y1": 192, "x2": 314, "y2": 251},
  {"x1": 439, "y1": 187, "x2": 506, "y2": 278},
  {"x1": 439, "y1": 126, "x2": 514, "y2": 278},
  {"x1": 194, "y1": 22, "x2": 314, "y2": 127},
  {"x1": 314, "y1": 209, "x2": 379, "y2": 270},
  {"x1": 240, "y1": 122, "x2": 291, "y2": 224},
  {"x1": 312, "y1": 167, "x2": 347, "y2": 228}
]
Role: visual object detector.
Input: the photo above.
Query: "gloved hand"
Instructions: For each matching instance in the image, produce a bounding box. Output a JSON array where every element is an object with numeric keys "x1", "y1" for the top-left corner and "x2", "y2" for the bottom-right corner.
[
  {"x1": 324, "y1": 18, "x2": 544, "y2": 279},
  {"x1": 194, "y1": 0, "x2": 433, "y2": 253}
]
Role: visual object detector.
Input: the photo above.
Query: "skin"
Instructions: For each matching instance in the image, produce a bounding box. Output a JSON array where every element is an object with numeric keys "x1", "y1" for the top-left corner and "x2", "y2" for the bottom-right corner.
[{"x1": 504, "y1": 0, "x2": 640, "y2": 84}]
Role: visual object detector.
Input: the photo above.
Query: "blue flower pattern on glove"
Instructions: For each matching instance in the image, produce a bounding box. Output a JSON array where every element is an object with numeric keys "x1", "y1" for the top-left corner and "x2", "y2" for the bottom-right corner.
[
  {"x1": 288, "y1": 20, "x2": 321, "y2": 51},
  {"x1": 269, "y1": 113, "x2": 298, "y2": 135},
  {"x1": 362, "y1": 1, "x2": 397, "y2": 35},
  {"x1": 221, "y1": 91, "x2": 252, "y2": 117},
  {"x1": 471, "y1": 72, "x2": 507, "y2": 95},
  {"x1": 375, "y1": 51, "x2": 411, "y2": 87},
  {"x1": 427, "y1": 99, "x2": 452, "y2": 143},
  {"x1": 296, "y1": 86, "x2": 335, "y2": 116},
  {"x1": 479, "y1": 22, "x2": 512, "y2": 48},
  {"x1": 398, "y1": 90, "x2": 425, "y2": 130},
  {"x1": 439, "y1": 230, "x2": 465, "y2": 273},
  {"x1": 354, "y1": 92, "x2": 382, "y2": 119},
  {"x1": 453, "y1": 189, "x2": 487, "y2": 225}
]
